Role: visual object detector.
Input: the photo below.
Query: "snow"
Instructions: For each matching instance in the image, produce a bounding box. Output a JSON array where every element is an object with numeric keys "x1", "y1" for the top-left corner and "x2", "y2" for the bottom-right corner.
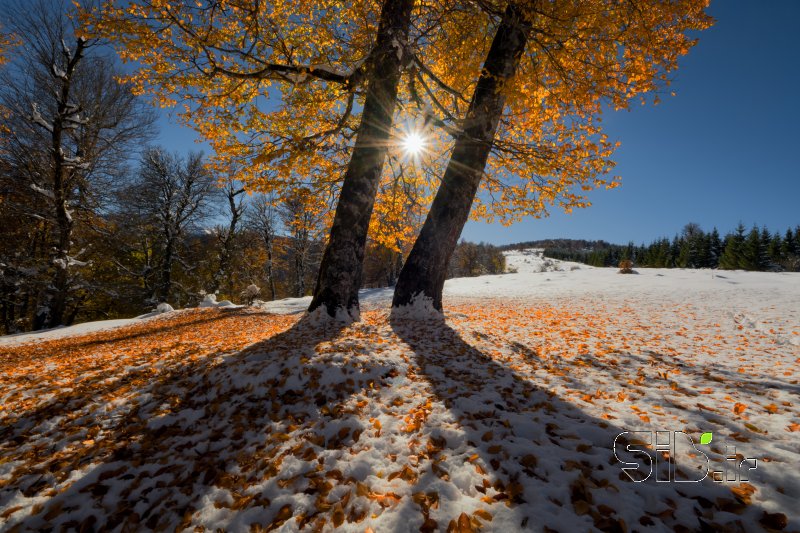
[
  {"x1": 0, "y1": 314, "x2": 166, "y2": 347},
  {"x1": 156, "y1": 302, "x2": 174, "y2": 313},
  {"x1": 198, "y1": 293, "x2": 240, "y2": 309},
  {"x1": 29, "y1": 183, "x2": 54, "y2": 200},
  {"x1": 390, "y1": 292, "x2": 442, "y2": 321},
  {"x1": 1, "y1": 249, "x2": 798, "y2": 531}
]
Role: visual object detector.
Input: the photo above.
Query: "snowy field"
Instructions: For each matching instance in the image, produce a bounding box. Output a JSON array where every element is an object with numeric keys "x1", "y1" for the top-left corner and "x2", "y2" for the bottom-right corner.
[{"x1": 1, "y1": 249, "x2": 798, "y2": 531}]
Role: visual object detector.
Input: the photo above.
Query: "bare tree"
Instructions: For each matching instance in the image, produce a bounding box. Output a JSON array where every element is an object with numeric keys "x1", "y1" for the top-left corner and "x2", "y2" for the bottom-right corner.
[
  {"x1": 0, "y1": 0, "x2": 154, "y2": 330},
  {"x1": 207, "y1": 176, "x2": 246, "y2": 296},
  {"x1": 248, "y1": 194, "x2": 279, "y2": 301},
  {"x1": 129, "y1": 148, "x2": 214, "y2": 303}
]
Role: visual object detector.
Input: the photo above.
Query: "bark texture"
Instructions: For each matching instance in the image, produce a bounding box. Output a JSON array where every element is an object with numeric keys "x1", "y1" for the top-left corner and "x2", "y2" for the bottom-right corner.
[
  {"x1": 392, "y1": 4, "x2": 531, "y2": 311},
  {"x1": 309, "y1": 0, "x2": 414, "y2": 318},
  {"x1": 34, "y1": 38, "x2": 87, "y2": 330}
]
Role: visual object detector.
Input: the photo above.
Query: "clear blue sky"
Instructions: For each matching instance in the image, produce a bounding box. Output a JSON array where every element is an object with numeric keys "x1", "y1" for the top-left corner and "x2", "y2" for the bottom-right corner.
[
  {"x1": 465, "y1": 1, "x2": 800, "y2": 244},
  {"x1": 155, "y1": 1, "x2": 800, "y2": 245}
]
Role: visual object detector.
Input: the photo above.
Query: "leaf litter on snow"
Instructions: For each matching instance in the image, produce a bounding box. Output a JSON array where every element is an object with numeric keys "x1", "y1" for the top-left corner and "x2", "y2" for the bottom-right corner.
[{"x1": 1, "y1": 272, "x2": 798, "y2": 531}]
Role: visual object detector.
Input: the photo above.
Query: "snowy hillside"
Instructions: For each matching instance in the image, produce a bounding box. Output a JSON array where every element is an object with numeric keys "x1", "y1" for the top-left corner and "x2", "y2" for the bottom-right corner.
[
  {"x1": 1, "y1": 255, "x2": 798, "y2": 531},
  {"x1": 502, "y1": 247, "x2": 583, "y2": 274}
]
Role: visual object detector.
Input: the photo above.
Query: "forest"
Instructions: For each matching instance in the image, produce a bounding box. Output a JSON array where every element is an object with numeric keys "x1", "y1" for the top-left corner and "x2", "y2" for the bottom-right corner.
[
  {"x1": 0, "y1": 0, "x2": 519, "y2": 335},
  {"x1": 0, "y1": 135, "x2": 505, "y2": 334},
  {"x1": 542, "y1": 222, "x2": 800, "y2": 271}
]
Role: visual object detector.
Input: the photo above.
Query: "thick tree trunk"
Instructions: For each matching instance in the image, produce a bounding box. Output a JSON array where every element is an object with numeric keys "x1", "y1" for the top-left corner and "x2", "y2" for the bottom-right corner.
[
  {"x1": 309, "y1": 0, "x2": 414, "y2": 318},
  {"x1": 47, "y1": 206, "x2": 72, "y2": 327},
  {"x1": 392, "y1": 4, "x2": 531, "y2": 311},
  {"x1": 36, "y1": 39, "x2": 87, "y2": 330}
]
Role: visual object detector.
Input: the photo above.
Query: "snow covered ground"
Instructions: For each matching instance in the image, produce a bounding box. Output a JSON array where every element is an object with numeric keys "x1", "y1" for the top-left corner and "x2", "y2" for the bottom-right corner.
[
  {"x1": 1, "y1": 249, "x2": 798, "y2": 531},
  {"x1": 0, "y1": 311, "x2": 171, "y2": 347}
]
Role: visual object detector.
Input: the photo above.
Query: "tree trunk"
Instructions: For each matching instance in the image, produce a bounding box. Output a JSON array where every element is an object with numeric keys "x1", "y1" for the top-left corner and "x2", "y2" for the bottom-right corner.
[
  {"x1": 392, "y1": 4, "x2": 531, "y2": 311},
  {"x1": 46, "y1": 214, "x2": 72, "y2": 328},
  {"x1": 208, "y1": 186, "x2": 244, "y2": 295},
  {"x1": 309, "y1": 0, "x2": 414, "y2": 318},
  {"x1": 294, "y1": 238, "x2": 307, "y2": 298},
  {"x1": 261, "y1": 230, "x2": 276, "y2": 300},
  {"x1": 157, "y1": 237, "x2": 175, "y2": 303},
  {"x1": 36, "y1": 39, "x2": 87, "y2": 330}
]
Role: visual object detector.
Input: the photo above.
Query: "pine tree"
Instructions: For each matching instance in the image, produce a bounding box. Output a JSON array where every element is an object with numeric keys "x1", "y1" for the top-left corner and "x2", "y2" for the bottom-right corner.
[
  {"x1": 759, "y1": 227, "x2": 773, "y2": 269},
  {"x1": 708, "y1": 228, "x2": 723, "y2": 267},
  {"x1": 784, "y1": 227, "x2": 800, "y2": 271},
  {"x1": 670, "y1": 236, "x2": 682, "y2": 268},
  {"x1": 740, "y1": 226, "x2": 767, "y2": 271},
  {"x1": 767, "y1": 232, "x2": 783, "y2": 269},
  {"x1": 795, "y1": 225, "x2": 800, "y2": 256},
  {"x1": 719, "y1": 223, "x2": 746, "y2": 270},
  {"x1": 781, "y1": 228, "x2": 796, "y2": 257}
]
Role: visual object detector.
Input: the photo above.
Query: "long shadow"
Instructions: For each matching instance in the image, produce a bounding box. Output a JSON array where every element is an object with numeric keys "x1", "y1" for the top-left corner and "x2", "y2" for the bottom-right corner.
[
  {"x1": 0, "y1": 313, "x2": 398, "y2": 531},
  {"x1": 390, "y1": 314, "x2": 777, "y2": 532},
  {"x1": 58, "y1": 308, "x2": 252, "y2": 350},
  {"x1": 0, "y1": 309, "x2": 269, "y2": 435}
]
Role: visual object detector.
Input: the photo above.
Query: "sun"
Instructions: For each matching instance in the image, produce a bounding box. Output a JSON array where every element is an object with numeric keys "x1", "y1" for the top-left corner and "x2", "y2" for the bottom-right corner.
[{"x1": 402, "y1": 131, "x2": 426, "y2": 155}]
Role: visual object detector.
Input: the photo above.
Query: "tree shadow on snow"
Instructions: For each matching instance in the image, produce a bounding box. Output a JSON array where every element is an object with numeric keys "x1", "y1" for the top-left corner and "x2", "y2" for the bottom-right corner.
[
  {"x1": 1, "y1": 312, "x2": 398, "y2": 531},
  {"x1": 390, "y1": 314, "x2": 778, "y2": 533}
]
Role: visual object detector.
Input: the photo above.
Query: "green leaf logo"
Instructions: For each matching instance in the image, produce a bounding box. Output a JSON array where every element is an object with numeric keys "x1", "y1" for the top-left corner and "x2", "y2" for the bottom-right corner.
[{"x1": 700, "y1": 432, "x2": 713, "y2": 445}]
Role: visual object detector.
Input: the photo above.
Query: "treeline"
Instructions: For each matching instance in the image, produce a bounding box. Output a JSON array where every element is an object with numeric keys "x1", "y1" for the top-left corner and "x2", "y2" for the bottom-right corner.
[
  {"x1": 0, "y1": 139, "x2": 504, "y2": 334},
  {"x1": 447, "y1": 241, "x2": 506, "y2": 278},
  {"x1": 500, "y1": 238, "x2": 618, "y2": 253},
  {"x1": 544, "y1": 223, "x2": 800, "y2": 271},
  {"x1": 0, "y1": 1, "x2": 414, "y2": 335}
]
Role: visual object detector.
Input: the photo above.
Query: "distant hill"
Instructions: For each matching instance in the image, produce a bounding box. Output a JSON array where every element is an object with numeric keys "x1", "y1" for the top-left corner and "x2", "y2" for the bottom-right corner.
[{"x1": 499, "y1": 239, "x2": 622, "y2": 253}]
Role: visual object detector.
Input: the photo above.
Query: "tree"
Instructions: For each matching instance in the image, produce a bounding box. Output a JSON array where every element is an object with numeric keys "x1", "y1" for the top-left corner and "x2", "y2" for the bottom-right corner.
[
  {"x1": 767, "y1": 230, "x2": 783, "y2": 270},
  {"x1": 0, "y1": 0, "x2": 154, "y2": 330},
  {"x1": 708, "y1": 228, "x2": 723, "y2": 267},
  {"x1": 308, "y1": 0, "x2": 417, "y2": 317},
  {"x1": 128, "y1": 148, "x2": 215, "y2": 303},
  {"x1": 394, "y1": 1, "x2": 711, "y2": 309},
  {"x1": 207, "y1": 175, "x2": 247, "y2": 297},
  {"x1": 780, "y1": 228, "x2": 798, "y2": 270},
  {"x1": 739, "y1": 225, "x2": 768, "y2": 271},
  {"x1": 393, "y1": 4, "x2": 532, "y2": 309},
  {"x1": 677, "y1": 222, "x2": 705, "y2": 268},
  {"x1": 85, "y1": 0, "x2": 417, "y2": 319},
  {"x1": 248, "y1": 195, "x2": 280, "y2": 301},
  {"x1": 279, "y1": 187, "x2": 326, "y2": 298},
  {"x1": 719, "y1": 223, "x2": 746, "y2": 270}
]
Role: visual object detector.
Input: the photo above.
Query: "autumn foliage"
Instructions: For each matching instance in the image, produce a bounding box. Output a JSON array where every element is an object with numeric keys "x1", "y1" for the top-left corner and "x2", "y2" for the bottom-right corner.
[{"x1": 83, "y1": 0, "x2": 712, "y2": 243}]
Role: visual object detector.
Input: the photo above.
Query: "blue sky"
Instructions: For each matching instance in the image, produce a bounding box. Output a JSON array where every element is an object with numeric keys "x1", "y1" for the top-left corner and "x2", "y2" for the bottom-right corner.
[
  {"x1": 155, "y1": 1, "x2": 800, "y2": 246},
  {"x1": 464, "y1": 1, "x2": 800, "y2": 245}
]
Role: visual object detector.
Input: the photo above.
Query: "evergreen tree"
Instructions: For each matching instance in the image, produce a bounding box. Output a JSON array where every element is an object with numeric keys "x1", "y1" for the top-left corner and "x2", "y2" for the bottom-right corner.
[
  {"x1": 740, "y1": 226, "x2": 767, "y2": 271},
  {"x1": 767, "y1": 232, "x2": 783, "y2": 269},
  {"x1": 719, "y1": 223, "x2": 746, "y2": 270},
  {"x1": 796, "y1": 225, "x2": 800, "y2": 255},
  {"x1": 679, "y1": 223, "x2": 705, "y2": 268},
  {"x1": 708, "y1": 228, "x2": 723, "y2": 267},
  {"x1": 783, "y1": 228, "x2": 800, "y2": 271},
  {"x1": 758, "y1": 226, "x2": 780, "y2": 270},
  {"x1": 670, "y1": 236, "x2": 682, "y2": 268},
  {"x1": 781, "y1": 228, "x2": 796, "y2": 257}
]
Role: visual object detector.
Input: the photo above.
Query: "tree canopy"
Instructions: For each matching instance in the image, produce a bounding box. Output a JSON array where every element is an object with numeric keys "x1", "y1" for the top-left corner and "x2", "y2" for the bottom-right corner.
[{"x1": 86, "y1": 0, "x2": 711, "y2": 228}]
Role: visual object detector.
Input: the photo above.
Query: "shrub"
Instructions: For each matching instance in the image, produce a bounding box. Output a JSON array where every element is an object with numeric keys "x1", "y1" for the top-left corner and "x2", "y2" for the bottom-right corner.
[{"x1": 618, "y1": 259, "x2": 635, "y2": 274}]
